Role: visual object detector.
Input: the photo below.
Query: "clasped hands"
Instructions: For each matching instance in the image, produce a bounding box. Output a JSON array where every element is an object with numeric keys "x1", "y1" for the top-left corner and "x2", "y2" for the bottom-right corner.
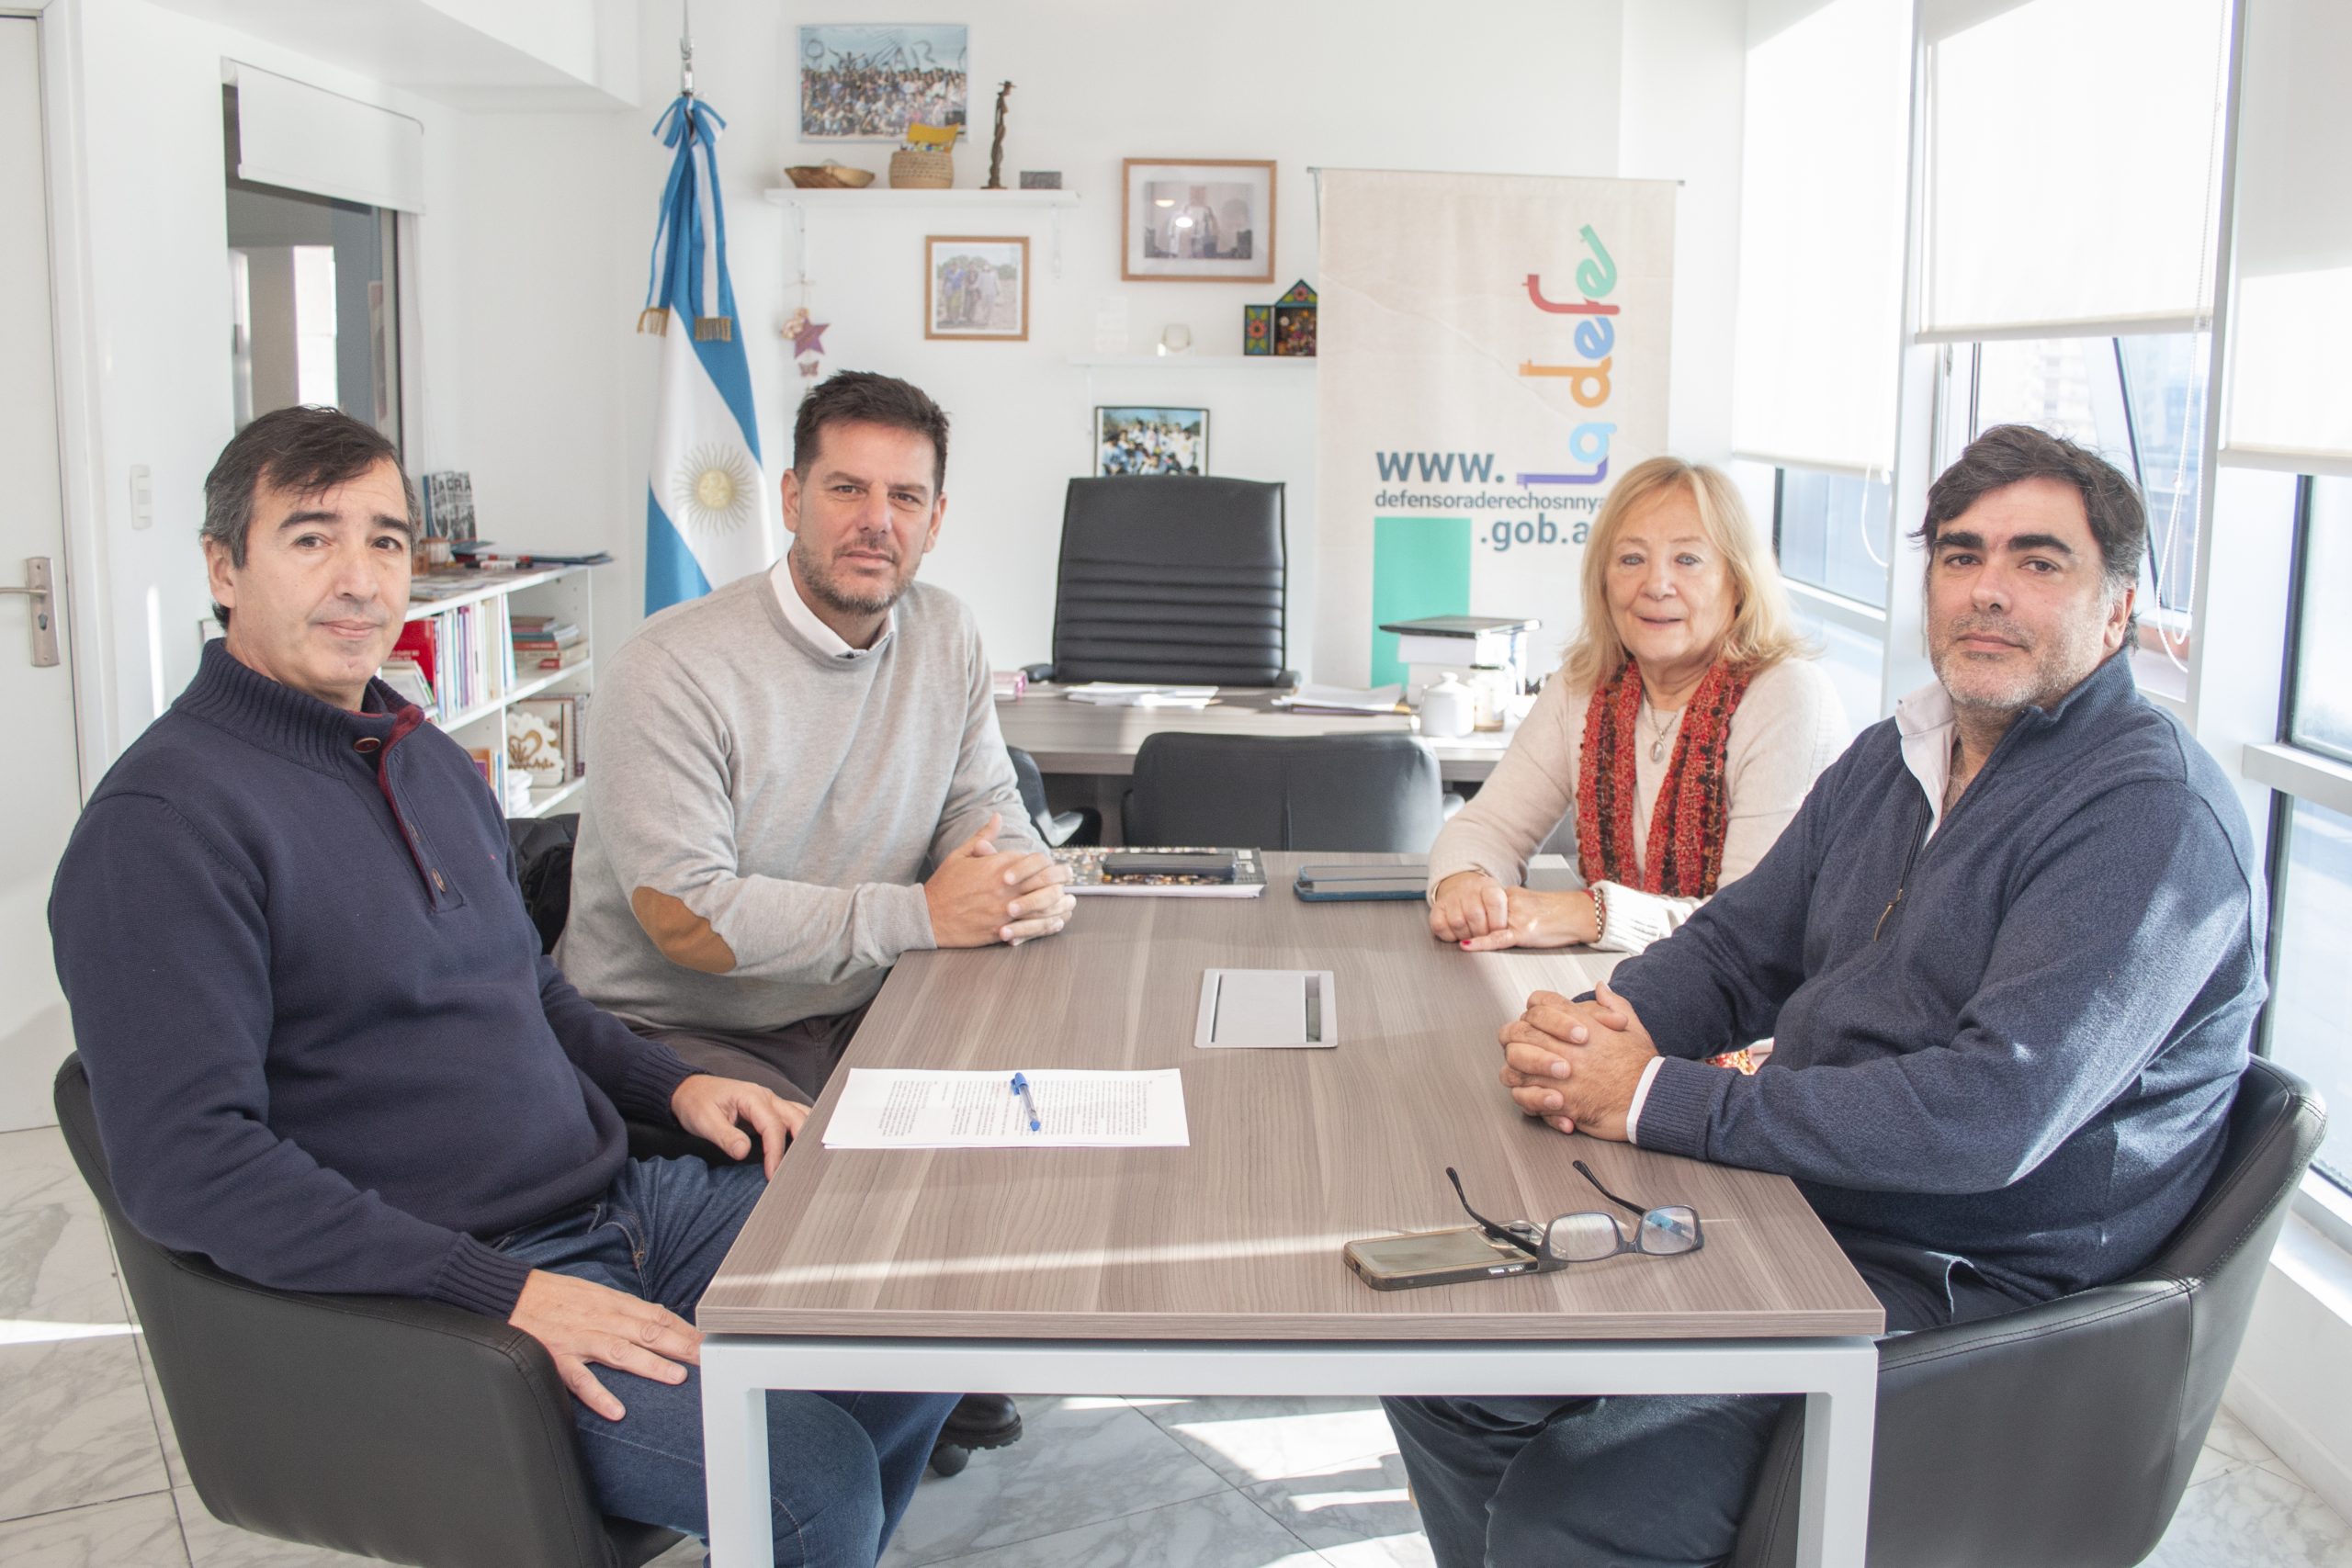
[
  {"x1": 924, "y1": 811, "x2": 1077, "y2": 947},
  {"x1": 1430, "y1": 870, "x2": 1598, "y2": 951},
  {"x1": 1497, "y1": 979, "x2": 1658, "y2": 1143}
]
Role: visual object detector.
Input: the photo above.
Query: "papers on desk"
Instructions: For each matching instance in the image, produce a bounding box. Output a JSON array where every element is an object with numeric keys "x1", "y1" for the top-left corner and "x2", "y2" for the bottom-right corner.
[
  {"x1": 1061, "y1": 682, "x2": 1219, "y2": 709},
  {"x1": 1274, "y1": 682, "x2": 1405, "y2": 715},
  {"x1": 821, "y1": 1068, "x2": 1191, "y2": 1148}
]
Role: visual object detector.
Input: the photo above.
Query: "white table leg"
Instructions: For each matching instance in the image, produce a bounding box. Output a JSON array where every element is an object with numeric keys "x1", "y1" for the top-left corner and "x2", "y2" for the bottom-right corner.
[
  {"x1": 699, "y1": 1341, "x2": 774, "y2": 1568},
  {"x1": 1793, "y1": 1342, "x2": 1878, "y2": 1568}
]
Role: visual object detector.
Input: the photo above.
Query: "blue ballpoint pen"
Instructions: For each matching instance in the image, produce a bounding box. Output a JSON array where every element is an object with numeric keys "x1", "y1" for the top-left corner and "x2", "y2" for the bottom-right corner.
[{"x1": 1010, "y1": 1072, "x2": 1041, "y2": 1133}]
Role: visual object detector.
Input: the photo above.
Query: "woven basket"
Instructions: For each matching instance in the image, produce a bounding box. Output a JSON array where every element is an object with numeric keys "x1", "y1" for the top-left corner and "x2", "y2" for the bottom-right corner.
[{"x1": 888, "y1": 150, "x2": 955, "y2": 189}]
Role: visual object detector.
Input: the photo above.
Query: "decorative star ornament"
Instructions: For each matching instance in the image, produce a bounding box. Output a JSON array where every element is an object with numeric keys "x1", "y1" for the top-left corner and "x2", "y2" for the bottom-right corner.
[{"x1": 784, "y1": 307, "x2": 830, "y2": 360}]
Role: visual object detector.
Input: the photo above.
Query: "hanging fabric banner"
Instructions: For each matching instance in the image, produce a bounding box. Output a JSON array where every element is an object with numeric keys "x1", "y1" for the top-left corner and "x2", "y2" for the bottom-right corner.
[
  {"x1": 639, "y1": 93, "x2": 782, "y2": 615},
  {"x1": 1315, "y1": 171, "x2": 1678, "y2": 686}
]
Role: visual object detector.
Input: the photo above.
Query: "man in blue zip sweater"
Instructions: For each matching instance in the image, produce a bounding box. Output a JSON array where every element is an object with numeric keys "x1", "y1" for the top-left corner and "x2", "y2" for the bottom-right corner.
[
  {"x1": 1385, "y1": 424, "x2": 2266, "y2": 1568},
  {"x1": 48, "y1": 406, "x2": 955, "y2": 1566}
]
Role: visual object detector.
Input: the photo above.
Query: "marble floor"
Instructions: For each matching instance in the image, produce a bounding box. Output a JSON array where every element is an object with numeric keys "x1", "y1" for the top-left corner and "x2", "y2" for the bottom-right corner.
[{"x1": 6, "y1": 1118, "x2": 2350, "y2": 1568}]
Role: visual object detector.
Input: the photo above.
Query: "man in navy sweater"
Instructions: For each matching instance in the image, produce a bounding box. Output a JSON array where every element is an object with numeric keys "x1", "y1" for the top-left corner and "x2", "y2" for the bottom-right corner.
[
  {"x1": 48, "y1": 406, "x2": 955, "y2": 1566},
  {"x1": 1385, "y1": 425, "x2": 2266, "y2": 1568}
]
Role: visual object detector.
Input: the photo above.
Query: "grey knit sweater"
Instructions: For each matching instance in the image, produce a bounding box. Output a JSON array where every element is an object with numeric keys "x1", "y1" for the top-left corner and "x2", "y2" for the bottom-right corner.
[{"x1": 559, "y1": 572, "x2": 1033, "y2": 1032}]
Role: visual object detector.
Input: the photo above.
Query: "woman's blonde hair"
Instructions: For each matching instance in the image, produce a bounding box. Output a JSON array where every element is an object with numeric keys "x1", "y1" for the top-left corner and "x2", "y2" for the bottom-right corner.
[{"x1": 1558, "y1": 456, "x2": 1811, "y2": 694}]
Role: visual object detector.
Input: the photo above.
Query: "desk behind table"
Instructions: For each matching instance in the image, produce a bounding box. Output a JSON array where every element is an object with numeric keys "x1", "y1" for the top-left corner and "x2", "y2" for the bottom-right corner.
[{"x1": 994, "y1": 686, "x2": 1513, "y2": 841}]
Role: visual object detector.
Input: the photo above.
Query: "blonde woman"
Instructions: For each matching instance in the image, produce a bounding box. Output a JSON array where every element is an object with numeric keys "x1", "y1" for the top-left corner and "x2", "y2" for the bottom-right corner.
[{"x1": 1428, "y1": 457, "x2": 1847, "y2": 963}]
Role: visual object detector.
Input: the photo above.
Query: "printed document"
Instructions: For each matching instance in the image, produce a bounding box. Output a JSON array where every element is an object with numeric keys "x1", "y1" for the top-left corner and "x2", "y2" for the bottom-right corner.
[{"x1": 820, "y1": 1068, "x2": 1191, "y2": 1149}]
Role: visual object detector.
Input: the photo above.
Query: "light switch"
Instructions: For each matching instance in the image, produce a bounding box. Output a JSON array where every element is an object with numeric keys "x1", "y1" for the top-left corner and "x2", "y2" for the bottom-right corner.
[{"x1": 129, "y1": 464, "x2": 153, "y2": 529}]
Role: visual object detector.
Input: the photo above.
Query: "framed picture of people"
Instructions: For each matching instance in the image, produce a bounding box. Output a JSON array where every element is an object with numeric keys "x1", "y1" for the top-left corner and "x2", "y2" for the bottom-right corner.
[
  {"x1": 1121, "y1": 158, "x2": 1276, "y2": 283},
  {"x1": 1095, "y1": 406, "x2": 1210, "y2": 476},
  {"x1": 798, "y1": 24, "x2": 969, "y2": 141},
  {"x1": 924, "y1": 236, "x2": 1029, "y2": 341}
]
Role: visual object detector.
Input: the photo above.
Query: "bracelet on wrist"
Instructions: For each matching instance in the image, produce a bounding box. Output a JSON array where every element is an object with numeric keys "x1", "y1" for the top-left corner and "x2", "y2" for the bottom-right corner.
[{"x1": 1589, "y1": 884, "x2": 1608, "y2": 944}]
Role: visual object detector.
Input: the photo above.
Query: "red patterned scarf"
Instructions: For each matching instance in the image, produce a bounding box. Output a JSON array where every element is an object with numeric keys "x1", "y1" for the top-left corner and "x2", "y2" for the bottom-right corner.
[{"x1": 1574, "y1": 657, "x2": 1755, "y2": 898}]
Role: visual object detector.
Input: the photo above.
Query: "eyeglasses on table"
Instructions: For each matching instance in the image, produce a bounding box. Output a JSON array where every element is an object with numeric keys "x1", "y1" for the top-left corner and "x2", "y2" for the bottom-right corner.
[{"x1": 1445, "y1": 1159, "x2": 1704, "y2": 1271}]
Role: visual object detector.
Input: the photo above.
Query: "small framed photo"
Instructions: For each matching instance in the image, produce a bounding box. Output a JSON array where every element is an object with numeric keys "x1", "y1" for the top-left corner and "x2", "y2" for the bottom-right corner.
[
  {"x1": 1122, "y1": 159, "x2": 1276, "y2": 284},
  {"x1": 798, "y1": 24, "x2": 969, "y2": 141},
  {"x1": 926, "y1": 236, "x2": 1028, "y2": 341},
  {"x1": 1096, "y1": 406, "x2": 1210, "y2": 476}
]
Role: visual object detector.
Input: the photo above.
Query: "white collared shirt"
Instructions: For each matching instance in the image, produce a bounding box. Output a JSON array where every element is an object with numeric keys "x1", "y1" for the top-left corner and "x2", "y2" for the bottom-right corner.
[
  {"x1": 1624, "y1": 678, "x2": 1960, "y2": 1144},
  {"x1": 769, "y1": 556, "x2": 895, "y2": 660}
]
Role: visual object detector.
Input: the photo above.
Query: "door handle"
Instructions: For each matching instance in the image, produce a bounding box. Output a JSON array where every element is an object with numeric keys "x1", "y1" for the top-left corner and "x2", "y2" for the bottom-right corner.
[{"x1": 0, "y1": 557, "x2": 60, "y2": 667}]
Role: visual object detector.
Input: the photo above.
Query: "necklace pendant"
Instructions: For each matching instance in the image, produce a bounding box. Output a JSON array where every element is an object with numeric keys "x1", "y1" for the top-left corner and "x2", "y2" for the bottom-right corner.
[{"x1": 1651, "y1": 738, "x2": 1667, "y2": 762}]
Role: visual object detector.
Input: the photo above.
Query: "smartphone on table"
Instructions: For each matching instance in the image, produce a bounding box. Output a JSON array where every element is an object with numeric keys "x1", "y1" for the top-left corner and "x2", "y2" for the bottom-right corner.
[{"x1": 1344, "y1": 1225, "x2": 1540, "y2": 1291}]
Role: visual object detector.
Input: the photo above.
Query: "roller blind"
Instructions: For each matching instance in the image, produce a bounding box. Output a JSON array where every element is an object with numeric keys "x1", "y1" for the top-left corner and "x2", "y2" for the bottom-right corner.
[
  {"x1": 2220, "y1": 0, "x2": 2352, "y2": 471},
  {"x1": 1729, "y1": 0, "x2": 1912, "y2": 474},
  {"x1": 231, "y1": 63, "x2": 425, "y2": 213},
  {"x1": 1919, "y1": 0, "x2": 2230, "y2": 341}
]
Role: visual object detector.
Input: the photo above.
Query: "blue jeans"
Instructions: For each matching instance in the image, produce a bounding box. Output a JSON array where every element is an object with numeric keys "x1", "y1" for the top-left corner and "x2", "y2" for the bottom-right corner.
[{"x1": 493, "y1": 1157, "x2": 956, "y2": 1566}]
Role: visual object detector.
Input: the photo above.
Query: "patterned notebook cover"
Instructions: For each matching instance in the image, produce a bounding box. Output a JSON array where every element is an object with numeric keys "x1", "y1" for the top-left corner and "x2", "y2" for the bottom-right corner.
[{"x1": 1053, "y1": 846, "x2": 1268, "y2": 897}]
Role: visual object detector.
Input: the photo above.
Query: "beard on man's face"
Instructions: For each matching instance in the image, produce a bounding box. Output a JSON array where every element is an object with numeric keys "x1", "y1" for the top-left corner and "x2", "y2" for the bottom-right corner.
[{"x1": 792, "y1": 530, "x2": 907, "y2": 615}]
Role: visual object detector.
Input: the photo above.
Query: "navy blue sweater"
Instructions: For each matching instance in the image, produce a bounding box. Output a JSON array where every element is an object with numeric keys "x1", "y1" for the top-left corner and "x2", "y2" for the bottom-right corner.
[
  {"x1": 1612, "y1": 654, "x2": 2263, "y2": 1303},
  {"x1": 48, "y1": 642, "x2": 698, "y2": 1317}
]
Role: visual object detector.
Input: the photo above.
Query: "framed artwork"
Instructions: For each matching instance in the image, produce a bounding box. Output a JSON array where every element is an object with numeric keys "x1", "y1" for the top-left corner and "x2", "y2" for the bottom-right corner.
[
  {"x1": 925, "y1": 236, "x2": 1029, "y2": 341},
  {"x1": 798, "y1": 24, "x2": 969, "y2": 141},
  {"x1": 1095, "y1": 406, "x2": 1210, "y2": 476},
  {"x1": 1121, "y1": 159, "x2": 1276, "y2": 283}
]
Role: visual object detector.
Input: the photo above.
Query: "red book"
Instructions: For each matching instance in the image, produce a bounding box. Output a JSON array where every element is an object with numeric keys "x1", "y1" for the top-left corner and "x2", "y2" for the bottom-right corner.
[{"x1": 390, "y1": 621, "x2": 437, "y2": 689}]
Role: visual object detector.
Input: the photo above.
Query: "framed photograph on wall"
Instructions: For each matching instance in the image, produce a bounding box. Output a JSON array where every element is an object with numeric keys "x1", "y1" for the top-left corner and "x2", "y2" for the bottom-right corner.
[
  {"x1": 1121, "y1": 159, "x2": 1276, "y2": 283},
  {"x1": 798, "y1": 24, "x2": 969, "y2": 141},
  {"x1": 926, "y1": 236, "x2": 1029, "y2": 341},
  {"x1": 1095, "y1": 406, "x2": 1210, "y2": 476}
]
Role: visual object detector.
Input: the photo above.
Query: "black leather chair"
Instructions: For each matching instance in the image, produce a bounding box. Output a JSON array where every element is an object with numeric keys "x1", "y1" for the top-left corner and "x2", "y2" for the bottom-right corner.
[
  {"x1": 54, "y1": 1055, "x2": 683, "y2": 1568},
  {"x1": 1125, "y1": 732, "x2": 1446, "y2": 852},
  {"x1": 1007, "y1": 744, "x2": 1093, "y2": 847},
  {"x1": 1023, "y1": 476, "x2": 1295, "y2": 687},
  {"x1": 1731, "y1": 1055, "x2": 2326, "y2": 1568}
]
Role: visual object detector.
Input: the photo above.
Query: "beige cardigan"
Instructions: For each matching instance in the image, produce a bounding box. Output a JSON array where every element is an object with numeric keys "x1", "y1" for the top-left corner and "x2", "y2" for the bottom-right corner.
[{"x1": 1426, "y1": 659, "x2": 1849, "y2": 951}]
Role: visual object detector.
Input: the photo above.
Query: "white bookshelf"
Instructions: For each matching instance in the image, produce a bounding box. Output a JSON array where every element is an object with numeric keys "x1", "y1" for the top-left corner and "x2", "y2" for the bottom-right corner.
[{"x1": 393, "y1": 563, "x2": 601, "y2": 819}]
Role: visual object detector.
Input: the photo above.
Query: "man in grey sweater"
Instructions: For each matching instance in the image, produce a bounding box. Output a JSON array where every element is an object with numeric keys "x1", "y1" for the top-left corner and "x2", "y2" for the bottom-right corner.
[
  {"x1": 560, "y1": 371, "x2": 1075, "y2": 1099},
  {"x1": 1385, "y1": 425, "x2": 2265, "y2": 1568}
]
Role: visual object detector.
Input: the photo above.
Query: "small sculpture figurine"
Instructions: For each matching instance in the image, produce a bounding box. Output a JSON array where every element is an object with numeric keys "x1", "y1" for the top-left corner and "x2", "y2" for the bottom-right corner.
[{"x1": 985, "y1": 80, "x2": 1014, "y2": 191}]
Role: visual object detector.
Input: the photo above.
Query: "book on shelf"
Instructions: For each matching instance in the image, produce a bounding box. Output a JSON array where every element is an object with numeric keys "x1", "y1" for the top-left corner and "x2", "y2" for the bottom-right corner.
[
  {"x1": 533, "y1": 642, "x2": 590, "y2": 671},
  {"x1": 1051, "y1": 846, "x2": 1267, "y2": 897},
  {"x1": 377, "y1": 658, "x2": 438, "y2": 717}
]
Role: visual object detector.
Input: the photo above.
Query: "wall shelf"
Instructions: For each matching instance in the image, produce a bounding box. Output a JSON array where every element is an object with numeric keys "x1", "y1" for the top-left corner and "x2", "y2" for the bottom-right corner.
[
  {"x1": 769, "y1": 186, "x2": 1080, "y2": 283},
  {"x1": 763, "y1": 187, "x2": 1080, "y2": 210},
  {"x1": 1068, "y1": 355, "x2": 1317, "y2": 369}
]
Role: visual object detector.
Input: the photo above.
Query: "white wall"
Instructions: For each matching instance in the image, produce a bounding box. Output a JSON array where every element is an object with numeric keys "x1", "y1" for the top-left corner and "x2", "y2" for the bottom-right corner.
[{"x1": 49, "y1": 0, "x2": 1758, "y2": 761}]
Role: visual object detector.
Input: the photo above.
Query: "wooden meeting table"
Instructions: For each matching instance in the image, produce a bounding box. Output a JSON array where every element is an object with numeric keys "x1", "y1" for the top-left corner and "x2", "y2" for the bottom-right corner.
[{"x1": 696, "y1": 853, "x2": 1883, "y2": 1567}]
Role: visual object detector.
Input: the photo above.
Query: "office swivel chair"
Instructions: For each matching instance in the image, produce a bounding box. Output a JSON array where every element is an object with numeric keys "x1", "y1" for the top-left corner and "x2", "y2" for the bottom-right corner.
[
  {"x1": 1125, "y1": 732, "x2": 1447, "y2": 852},
  {"x1": 55, "y1": 1055, "x2": 684, "y2": 1568},
  {"x1": 1022, "y1": 476, "x2": 1295, "y2": 687},
  {"x1": 1730, "y1": 1055, "x2": 2325, "y2": 1568}
]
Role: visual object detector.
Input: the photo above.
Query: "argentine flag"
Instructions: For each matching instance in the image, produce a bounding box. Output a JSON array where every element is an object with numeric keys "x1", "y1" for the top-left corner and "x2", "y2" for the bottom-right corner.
[{"x1": 639, "y1": 94, "x2": 779, "y2": 615}]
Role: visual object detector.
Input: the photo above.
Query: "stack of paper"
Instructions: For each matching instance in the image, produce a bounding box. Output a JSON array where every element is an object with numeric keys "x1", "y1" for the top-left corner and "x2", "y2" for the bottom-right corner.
[
  {"x1": 1061, "y1": 682, "x2": 1218, "y2": 709},
  {"x1": 820, "y1": 1068, "x2": 1191, "y2": 1148},
  {"x1": 1276, "y1": 682, "x2": 1405, "y2": 715}
]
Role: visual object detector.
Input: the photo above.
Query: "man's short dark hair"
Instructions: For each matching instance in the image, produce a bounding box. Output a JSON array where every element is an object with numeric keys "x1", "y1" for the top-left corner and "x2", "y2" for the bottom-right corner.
[
  {"x1": 1913, "y1": 423, "x2": 2146, "y2": 638},
  {"x1": 201, "y1": 406, "x2": 416, "y2": 626},
  {"x1": 791, "y1": 370, "x2": 950, "y2": 496}
]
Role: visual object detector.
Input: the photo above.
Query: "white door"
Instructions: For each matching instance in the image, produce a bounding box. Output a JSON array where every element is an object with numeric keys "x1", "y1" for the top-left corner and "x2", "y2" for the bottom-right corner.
[{"x1": 0, "y1": 16, "x2": 87, "y2": 1132}]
